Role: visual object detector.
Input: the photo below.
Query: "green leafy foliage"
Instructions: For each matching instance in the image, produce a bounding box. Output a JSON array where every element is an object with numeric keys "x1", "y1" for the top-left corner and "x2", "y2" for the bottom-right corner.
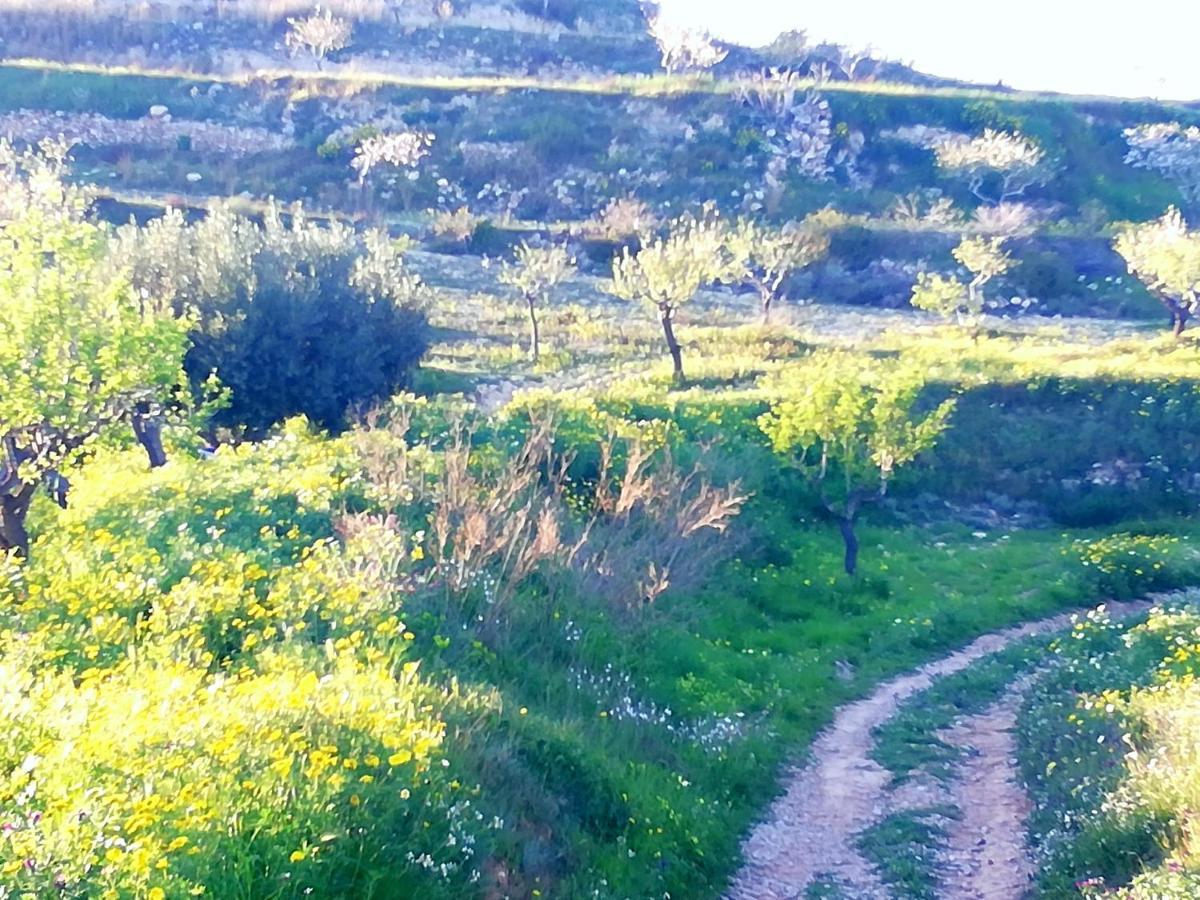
[
  {"x1": 110, "y1": 205, "x2": 430, "y2": 433},
  {"x1": 758, "y1": 353, "x2": 955, "y2": 573},
  {"x1": 758, "y1": 354, "x2": 954, "y2": 507},
  {"x1": 911, "y1": 236, "x2": 1014, "y2": 330},
  {"x1": 0, "y1": 140, "x2": 192, "y2": 553}
]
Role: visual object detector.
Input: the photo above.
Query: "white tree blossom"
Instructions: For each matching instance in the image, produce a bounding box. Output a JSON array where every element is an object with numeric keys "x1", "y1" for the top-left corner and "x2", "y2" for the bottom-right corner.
[
  {"x1": 285, "y1": 8, "x2": 353, "y2": 68},
  {"x1": 351, "y1": 130, "x2": 435, "y2": 185},
  {"x1": 933, "y1": 129, "x2": 1047, "y2": 204},
  {"x1": 1124, "y1": 123, "x2": 1200, "y2": 208},
  {"x1": 647, "y1": 15, "x2": 728, "y2": 74}
]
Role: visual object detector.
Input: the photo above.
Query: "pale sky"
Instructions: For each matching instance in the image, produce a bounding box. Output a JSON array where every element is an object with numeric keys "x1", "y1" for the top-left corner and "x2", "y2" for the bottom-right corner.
[{"x1": 657, "y1": 0, "x2": 1200, "y2": 101}]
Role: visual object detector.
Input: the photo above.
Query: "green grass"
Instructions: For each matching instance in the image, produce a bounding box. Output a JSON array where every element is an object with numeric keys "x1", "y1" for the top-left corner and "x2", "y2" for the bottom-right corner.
[
  {"x1": 870, "y1": 641, "x2": 1041, "y2": 782},
  {"x1": 467, "y1": 507, "x2": 1200, "y2": 895},
  {"x1": 8, "y1": 56, "x2": 1194, "y2": 105},
  {"x1": 857, "y1": 806, "x2": 956, "y2": 899},
  {"x1": 15, "y1": 394, "x2": 1200, "y2": 897}
]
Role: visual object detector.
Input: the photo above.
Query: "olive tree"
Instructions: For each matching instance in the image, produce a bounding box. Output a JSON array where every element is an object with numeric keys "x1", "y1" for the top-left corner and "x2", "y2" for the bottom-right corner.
[
  {"x1": 0, "y1": 141, "x2": 191, "y2": 556},
  {"x1": 286, "y1": 7, "x2": 353, "y2": 69},
  {"x1": 1114, "y1": 207, "x2": 1200, "y2": 337},
  {"x1": 109, "y1": 202, "x2": 430, "y2": 433},
  {"x1": 934, "y1": 129, "x2": 1047, "y2": 205},
  {"x1": 911, "y1": 236, "x2": 1014, "y2": 333},
  {"x1": 607, "y1": 212, "x2": 731, "y2": 382},
  {"x1": 726, "y1": 217, "x2": 831, "y2": 323},
  {"x1": 498, "y1": 243, "x2": 577, "y2": 361},
  {"x1": 759, "y1": 354, "x2": 955, "y2": 575}
]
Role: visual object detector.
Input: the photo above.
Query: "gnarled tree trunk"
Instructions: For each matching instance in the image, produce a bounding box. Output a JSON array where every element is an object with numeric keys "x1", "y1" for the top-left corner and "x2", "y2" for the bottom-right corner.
[
  {"x1": 132, "y1": 409, "x2": 168, "y2": 469},
  {"x1": 0, "y1": 484, "x2": 35, "y2": 558}
]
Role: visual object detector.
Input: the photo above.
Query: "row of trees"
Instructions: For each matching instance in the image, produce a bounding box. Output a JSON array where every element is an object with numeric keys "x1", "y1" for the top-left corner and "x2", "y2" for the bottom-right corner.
[
  {"x1": 499, "y1": 210, "x2": 830, "y2": 375},
  {"x1": 905, "y1": 208, "x2": 1200, "y2": 339},
  {"x1": 498, "y1": 201, "x2": 1200, "y2": 383}
]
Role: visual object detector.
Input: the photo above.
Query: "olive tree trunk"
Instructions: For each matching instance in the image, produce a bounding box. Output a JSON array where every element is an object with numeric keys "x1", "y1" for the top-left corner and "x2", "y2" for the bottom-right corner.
[
  {"x1": 527, "y1": 295, "x2": 541, "y2": 362},
  {"x1": 660, "y1": 306, "x2": 684, "y2": 382},
  {"x1": 838, "y1": 516, "x2": 860, "y2": 576}
]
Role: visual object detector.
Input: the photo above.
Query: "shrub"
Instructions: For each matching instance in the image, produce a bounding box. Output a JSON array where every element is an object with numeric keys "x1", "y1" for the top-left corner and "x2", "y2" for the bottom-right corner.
[
  {"x1": 429, "y1": 206, "x2": 483, "y2": 244},
  {"x1": 585, "y1": 197, "x2": 657, "y2": 244},
  {"x1": 1070, "y1": 532, "x2": 1196, "y2": 599},
  {"x1": 467, "y1": 219, "x2": 516, "y2": 257},
  {"x1": 516, "y1": 0, "x2": 584, "y2": 27},
  {"x1": 829, "y1": 225, "x2": 891, "y2": 271},
  {"x1": 1007, "y1": 248, "x2": 1082, "y2": 301},
  {"x1": 109, "y1": 205, "x2": 430, "y2": 434},
  {"x1": 188, "y1": 268, "x2": 428, "y2": 434},
  {"x1": 525, "y1": 112, "x2": 611, "y2": 167}
]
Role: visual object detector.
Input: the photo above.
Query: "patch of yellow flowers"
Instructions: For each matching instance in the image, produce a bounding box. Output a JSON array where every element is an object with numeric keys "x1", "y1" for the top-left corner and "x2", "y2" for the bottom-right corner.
[{"x1": 0, "y1": 424, "x2": 491, "y2": 897}]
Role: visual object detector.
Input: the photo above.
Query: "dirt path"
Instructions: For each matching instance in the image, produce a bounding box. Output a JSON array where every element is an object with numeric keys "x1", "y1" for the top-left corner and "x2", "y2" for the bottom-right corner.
[
  {"x1": 725, "y1": 602, "x2": 1151, "y2": 900},
  {"x1": 936, "y1": 692, "x2": 1035, "y2": 900}
]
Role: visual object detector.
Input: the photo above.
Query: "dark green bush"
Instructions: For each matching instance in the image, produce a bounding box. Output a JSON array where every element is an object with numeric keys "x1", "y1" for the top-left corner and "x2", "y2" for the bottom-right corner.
[
  {"x1": 516, "y1": 0, "x2": 584, "y2": 26},
  {"x1": 1007, "y1": 249, "x2": 1083, "y2": 301},
  {"x1": 525, "y1": 112, "x2": 611, "y2": 166},
  {"x1": 112, "y1": 207, "x2": 429, "y2": 434},
  {"x1": 188, "y1": 263, "x2": 429, "y2": 434},
  {"x1": 467, "y1": 220, "x2": 518, "y2": 256},
  {"x1": 829, "y1": 225, "x2": 892, "y2": 271},
  {"x1": 962, "y1": 99, "x2": 1026, "y2": 133}
]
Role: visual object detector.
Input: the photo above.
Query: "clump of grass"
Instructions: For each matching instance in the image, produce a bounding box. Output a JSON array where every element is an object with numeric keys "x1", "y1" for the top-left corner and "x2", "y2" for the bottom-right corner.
[
  {"x1": 872, "y1": 639, "x2": 1045, "y2": 783},
  {"x1": 857, "y1": 806, "x2": 957, "y2": 899}
]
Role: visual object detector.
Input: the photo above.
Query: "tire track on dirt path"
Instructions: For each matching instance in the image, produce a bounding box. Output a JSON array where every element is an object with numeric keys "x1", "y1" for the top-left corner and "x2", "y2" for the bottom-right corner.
[
  {"x1": 935, "y1": 690, "x2": 1035, "y2": 900},
  {"x1": 724, "y1": 601, "x2": 1151, "y2": 900}
]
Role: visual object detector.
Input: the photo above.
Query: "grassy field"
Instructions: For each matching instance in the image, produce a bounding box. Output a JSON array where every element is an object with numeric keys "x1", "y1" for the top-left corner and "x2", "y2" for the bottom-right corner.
[{"x1": 6, "y1": 299, "x2": 1200, "y2": 895}]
